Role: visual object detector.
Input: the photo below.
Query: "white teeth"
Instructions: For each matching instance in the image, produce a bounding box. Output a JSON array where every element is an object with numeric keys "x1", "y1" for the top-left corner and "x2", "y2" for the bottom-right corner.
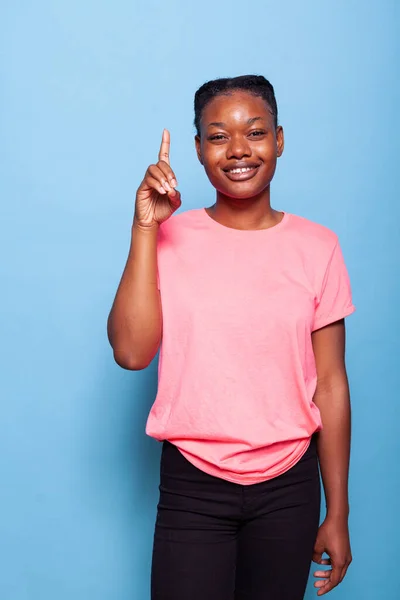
[{"x1": 229, "y1": 167, "x2": 255, "y2": 174}]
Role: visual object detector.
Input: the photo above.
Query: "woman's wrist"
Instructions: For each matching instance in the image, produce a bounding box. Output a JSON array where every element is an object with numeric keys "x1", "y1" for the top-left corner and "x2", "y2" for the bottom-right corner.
[
  {"x1": 326, "y1": 503, "x2": 350, "y2": 522},
  {"x1": 132, "y1": 219, "x2": 160, "y2": 234}
]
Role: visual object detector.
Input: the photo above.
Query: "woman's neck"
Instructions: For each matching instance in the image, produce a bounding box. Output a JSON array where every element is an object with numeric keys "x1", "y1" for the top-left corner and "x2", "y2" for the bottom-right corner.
[{"x1": 208, "y1": 187, "x2": 281, "y2": 231}]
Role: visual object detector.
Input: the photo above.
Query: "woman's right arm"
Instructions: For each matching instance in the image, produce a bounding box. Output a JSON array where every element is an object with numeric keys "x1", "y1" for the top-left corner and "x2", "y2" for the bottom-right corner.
[
  {"x1": 107, "y1": 221, "x2": 162, "y2": 370},
  {"x1": 107, "y1": 129, "x2": 181, "y2": 370}
]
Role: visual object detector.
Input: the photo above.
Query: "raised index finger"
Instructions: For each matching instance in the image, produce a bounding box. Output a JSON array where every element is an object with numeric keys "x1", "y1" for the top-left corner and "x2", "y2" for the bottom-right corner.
[{"x1": 158, "y1": 128, "x2": 170, "y2": 165}]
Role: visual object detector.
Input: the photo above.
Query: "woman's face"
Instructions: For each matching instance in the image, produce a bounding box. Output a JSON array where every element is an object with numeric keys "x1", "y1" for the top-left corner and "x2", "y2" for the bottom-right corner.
[{"x1": 195, "y1": 90, "x2": 284, "y2": 200}]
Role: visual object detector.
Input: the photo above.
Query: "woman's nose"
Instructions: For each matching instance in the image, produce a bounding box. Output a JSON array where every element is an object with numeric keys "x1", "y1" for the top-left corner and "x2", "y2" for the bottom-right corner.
[{"x1": 226, "y1": 135, "x2": 251, "y2": 159}]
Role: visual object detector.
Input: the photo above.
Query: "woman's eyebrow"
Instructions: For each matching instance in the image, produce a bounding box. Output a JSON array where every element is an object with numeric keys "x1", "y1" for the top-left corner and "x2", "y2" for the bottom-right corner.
[{"x1": 207, "y1": 117, "x2": 264, "y2": 128}]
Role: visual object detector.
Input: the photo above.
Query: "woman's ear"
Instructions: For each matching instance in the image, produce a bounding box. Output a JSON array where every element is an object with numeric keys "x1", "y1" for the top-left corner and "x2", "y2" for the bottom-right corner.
[
  {"x1": 195, "y1": 135, "x2": 203, "y2": 165},
  {"x1": 276, "y1": 126, "x2": 284, "y2": 157}
]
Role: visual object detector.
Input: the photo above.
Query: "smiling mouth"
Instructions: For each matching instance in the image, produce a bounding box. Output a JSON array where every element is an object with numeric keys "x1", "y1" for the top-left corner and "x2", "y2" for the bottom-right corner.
[{"x1": 223, "y1": 165, "x2": 260, "y2": 181}]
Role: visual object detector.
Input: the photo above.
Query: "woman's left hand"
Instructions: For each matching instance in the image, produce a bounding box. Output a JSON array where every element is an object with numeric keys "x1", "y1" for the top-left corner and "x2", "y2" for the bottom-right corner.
[{"x1": 312, "y1": 515, "x2": 353, "y2": 596}]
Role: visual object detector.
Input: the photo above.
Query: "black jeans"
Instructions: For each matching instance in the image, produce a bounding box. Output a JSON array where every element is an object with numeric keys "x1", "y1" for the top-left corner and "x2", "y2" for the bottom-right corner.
[{"x1": 151, "y1": 435, "x2": 321, "y2": 600}]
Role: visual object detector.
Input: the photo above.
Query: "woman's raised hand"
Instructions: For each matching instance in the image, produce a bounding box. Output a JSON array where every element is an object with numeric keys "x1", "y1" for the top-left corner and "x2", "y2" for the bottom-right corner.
[{"x1": 134, "y1": 129, "x2": 182, "y2": 229}]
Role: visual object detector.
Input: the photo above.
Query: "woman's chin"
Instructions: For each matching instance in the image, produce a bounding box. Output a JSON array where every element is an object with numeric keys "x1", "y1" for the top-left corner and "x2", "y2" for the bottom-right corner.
[{"x1": 215, "y1": 182, "x2": 268, "y2": 200}]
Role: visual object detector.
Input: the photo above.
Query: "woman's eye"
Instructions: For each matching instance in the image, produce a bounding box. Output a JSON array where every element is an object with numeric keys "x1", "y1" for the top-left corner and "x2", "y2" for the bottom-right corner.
[{"x1": 208, "y1": 131, "x2": 265, "y2": 141}]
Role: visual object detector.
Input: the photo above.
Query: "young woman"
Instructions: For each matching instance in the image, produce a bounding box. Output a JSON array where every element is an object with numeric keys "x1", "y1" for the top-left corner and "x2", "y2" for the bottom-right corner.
[{"x1": 107, "y1": 75, "x2": 355, "y2": 600}]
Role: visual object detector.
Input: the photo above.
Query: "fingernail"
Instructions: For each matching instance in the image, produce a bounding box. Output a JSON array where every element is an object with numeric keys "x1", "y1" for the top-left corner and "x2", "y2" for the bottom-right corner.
[
  {"x1": 161, "y1": 179, "x2": 170, "y2": 190},
  {"x1": 159, "y1": 187, "x2": 166, "y2": 194},
  {"x1": 171, "y1": 178, "x2": 177, "y2": 187}
]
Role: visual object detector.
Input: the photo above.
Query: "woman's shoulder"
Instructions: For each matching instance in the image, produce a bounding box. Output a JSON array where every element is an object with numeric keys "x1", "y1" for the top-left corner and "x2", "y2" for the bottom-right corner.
[
  {"x1": 157, "y1": 208, "x2": 203, "y2": 249},
  {"x1": 286, "y1": 211, "x2": 339, "y2": 249},
  {"x1": 159, "y1": 207, "x2": 201, "y2": 230}
]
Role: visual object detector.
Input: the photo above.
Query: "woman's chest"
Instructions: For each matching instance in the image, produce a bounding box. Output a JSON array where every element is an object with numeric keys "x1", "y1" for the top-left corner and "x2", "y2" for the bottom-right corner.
[{"x1": 159, "y1": 241, "x2": 317, "y2": 336}]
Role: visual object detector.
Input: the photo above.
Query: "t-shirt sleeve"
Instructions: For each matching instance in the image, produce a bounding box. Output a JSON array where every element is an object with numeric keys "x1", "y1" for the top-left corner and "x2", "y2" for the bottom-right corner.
[{"x1": 312, "y1": 238, "x2": 356, "y2": 332}]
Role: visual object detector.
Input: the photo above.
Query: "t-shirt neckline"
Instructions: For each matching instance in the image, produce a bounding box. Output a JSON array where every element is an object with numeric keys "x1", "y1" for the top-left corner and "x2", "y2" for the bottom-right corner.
[{"x1": 200, "y1": 207, "x2": 290, "y2": 234}]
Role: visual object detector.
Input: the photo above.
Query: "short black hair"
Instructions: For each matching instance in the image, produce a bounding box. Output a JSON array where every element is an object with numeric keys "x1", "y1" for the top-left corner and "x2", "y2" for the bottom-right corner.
[{"x1": 194, "y1": 74, "x2": 278, "y2": 136}]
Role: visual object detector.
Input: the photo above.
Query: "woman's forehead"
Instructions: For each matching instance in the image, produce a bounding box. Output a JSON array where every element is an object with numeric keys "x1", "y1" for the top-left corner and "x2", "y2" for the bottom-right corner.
[{"x1": 202, "y1": 93, "x2": 272, "y2": 126}]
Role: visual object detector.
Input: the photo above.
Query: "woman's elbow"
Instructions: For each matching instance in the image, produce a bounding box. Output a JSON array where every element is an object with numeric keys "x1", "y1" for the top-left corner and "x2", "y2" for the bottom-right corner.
[{"x1": 112, "y1": 350, "x2": 149, "y2": 371}]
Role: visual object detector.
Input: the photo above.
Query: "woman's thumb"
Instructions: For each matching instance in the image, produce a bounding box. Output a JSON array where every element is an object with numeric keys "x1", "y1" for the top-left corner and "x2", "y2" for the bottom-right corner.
[
  {"x1": 312, "y1": 540, "x2": 325, "y2": 564},
  {"x1": 168, "y1": 188, "x2": 181, "y2": 210}
]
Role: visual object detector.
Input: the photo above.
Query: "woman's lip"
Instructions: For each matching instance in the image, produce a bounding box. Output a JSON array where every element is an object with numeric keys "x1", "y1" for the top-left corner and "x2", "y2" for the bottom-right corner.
[{"x1": 223, "y1": 165, "x2": 260, "y2": 182}]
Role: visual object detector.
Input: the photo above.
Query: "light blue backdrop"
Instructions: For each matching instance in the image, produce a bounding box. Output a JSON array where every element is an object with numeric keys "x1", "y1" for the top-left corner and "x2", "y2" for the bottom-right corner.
[{"x1": 1, "y1": 1, "x2": 398, "y2": 598}]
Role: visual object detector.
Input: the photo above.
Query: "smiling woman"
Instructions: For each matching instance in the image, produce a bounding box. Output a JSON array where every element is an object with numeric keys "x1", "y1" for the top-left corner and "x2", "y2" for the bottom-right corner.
[
  {"x1": 107, "y1": 74, "x2": 356, "y2": 600},
  {"x1": 195, "y1": 86, "x2": 283, "y2": 204}
]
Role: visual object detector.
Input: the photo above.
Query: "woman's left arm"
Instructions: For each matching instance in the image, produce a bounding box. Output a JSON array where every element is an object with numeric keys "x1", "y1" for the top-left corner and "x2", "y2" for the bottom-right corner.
[{"x1": 311, "y1": 318, "x2": 353, "y2": 596}]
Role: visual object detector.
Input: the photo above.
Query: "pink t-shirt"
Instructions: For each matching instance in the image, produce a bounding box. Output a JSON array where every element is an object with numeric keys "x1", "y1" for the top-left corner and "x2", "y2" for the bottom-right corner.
[{"x1": 145, "y1": 208, "x2": 356, "y2": 484}]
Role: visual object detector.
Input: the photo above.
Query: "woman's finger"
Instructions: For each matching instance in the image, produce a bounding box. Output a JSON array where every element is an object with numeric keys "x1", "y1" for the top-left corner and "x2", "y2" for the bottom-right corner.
[
  {"x1": 157, "y1": 160, "x2": 178, "y2": 188},
  {"x1": 144, "y1": 175, "x2": 167, "y2": 195},
  {"x1": 147, "y1": 164, "x2": 173, "y2": 192},
  {"x1": 315, "y1": 580, "x2": 329, "y2": 589},
  {"x1": 168, "y1": 188, "x2": 181, "y2": 207},
  {"x1": 314, "y1": 568, "x2": 331, "y2": 591},
  {"x1": 158, "y1": 128, "x2": 170, "y2": 165},
  {"x1": 316, "y1": 563, "x2": 343, "y2": 596},
  {"x1": 314, "y1": 570, "x2": 330, "y2": 579}
]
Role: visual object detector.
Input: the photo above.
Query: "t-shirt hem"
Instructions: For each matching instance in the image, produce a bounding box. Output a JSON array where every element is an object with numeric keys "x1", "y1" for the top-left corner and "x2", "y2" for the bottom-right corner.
[
  {"x1": 312, "y1": 304, "x2": 356, "y2": 332},
  {"x1": 175, "y1": 437, "x2": 313, "y2": 485}
]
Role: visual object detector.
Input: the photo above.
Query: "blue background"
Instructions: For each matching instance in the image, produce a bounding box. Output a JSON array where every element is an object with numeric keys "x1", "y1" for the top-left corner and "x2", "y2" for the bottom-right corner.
[{"x1": 1, "y1": 1, "x2": 398, "y2": 598}]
